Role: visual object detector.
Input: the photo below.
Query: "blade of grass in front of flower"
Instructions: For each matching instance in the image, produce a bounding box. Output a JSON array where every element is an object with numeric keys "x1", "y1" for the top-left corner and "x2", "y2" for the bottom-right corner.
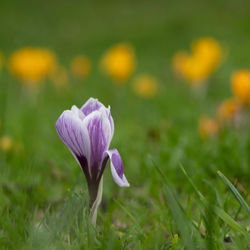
[
  {"x1": 210, "y1": 205, "x2": 247, "y2": 235},
  {"x1": 114, "y1": 199, "x2": 145, "y2": 238},
  {"x1": 179, "y1": 164, "x2": 247, "y2": 236},
  {"x1": 217, "y1": 171, "x2": 250, "y2": 218},
  {"x1": 153, "y1": 160, "x2": 196, "y2": 250},
  {"x1": 35, "y1": 203, "x2": 53, "y2": 230},
  {"x1": 164, "y1": 185, "x2": 197, "y2": 250},
  {"x1": 179, "y1": 163, "x2": 205, "y2": 201},
  {"x1": 202, "y1": 179, "x2": 223, "y2": 207}
]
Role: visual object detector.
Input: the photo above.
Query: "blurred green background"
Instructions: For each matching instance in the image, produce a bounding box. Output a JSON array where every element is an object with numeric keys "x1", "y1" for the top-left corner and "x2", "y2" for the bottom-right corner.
[{"x1": 0, "y1": 0, "x2": 249, "y2": 249}]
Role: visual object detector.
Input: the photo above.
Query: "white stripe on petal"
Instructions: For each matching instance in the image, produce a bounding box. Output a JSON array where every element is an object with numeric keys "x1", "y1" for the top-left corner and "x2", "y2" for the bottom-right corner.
[
  {"x1": 106, "y1": 149, "x2": 130, "y2": 187},
  {"x1": 71, "y1": 105, "x2": 85, "y2": 120},
  {"x1": 106, "y1": 105, "x2": 114, "y2": 139}
]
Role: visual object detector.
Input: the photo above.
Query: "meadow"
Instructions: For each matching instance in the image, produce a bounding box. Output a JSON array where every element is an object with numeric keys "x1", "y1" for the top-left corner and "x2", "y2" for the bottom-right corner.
[{"x1": 0, "y1": 0, "x2": 249, "y2": 249}]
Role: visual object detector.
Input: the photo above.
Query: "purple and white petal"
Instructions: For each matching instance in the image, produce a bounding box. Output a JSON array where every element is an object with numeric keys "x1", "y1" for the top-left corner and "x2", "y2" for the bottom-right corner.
[
  {"x1": 71, "y1": 105, "x2": 85, "y2": 120},
  {"x1": 83, "y1": 107, "x2": 113, "y2": 176},
  {"x1": 81, "y1": 98, "x2": 105, "y2": 116},
  {"x1": 106, "y1": 106, "x2": 114, "y2": 138},
  {"x1": 56, "y1": 110, "x2": 91, "y2": 169},
  {"x1": 106, "y1": 149, "x2": 130, "y2": 187},
  {"x1": 81, "y1": 98, "x2": 114, "y2": 137}
]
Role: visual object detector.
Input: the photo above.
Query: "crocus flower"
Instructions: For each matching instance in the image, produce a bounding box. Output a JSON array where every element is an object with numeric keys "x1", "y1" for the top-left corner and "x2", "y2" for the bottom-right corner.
[{"x1": 56, "y1": 98, "x2": 129, "y2": 223}]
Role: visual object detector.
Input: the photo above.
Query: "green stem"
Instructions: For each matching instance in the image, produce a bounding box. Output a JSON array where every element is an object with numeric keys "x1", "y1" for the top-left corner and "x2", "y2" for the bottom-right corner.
[{"x1": 89, "y1": 177, "x2": 103, "y2": 226}]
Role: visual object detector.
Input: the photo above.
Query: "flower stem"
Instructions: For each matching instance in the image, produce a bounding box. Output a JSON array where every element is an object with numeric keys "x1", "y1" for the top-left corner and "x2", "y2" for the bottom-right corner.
[{"x1": 89, "y1": 177, "x2": 103, "y2": 226}]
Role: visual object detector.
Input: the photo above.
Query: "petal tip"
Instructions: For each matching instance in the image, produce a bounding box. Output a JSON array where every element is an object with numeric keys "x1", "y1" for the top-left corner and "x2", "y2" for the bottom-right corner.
[{"x1": 121, "y1": 175, "x2": 130, "y2": 187}]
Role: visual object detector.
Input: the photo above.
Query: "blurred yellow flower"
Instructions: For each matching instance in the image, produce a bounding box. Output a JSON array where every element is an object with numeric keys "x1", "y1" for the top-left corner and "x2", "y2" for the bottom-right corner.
[
  {"x1": 9, "y1": 47, "x2": 56, "y2": 85},
  {"x1": 0, "y1": 136, "x2": 13, "y2": 152},
  {"x1": 133, "y1": 74, "x2": 158, "y2": 98},
  {"x1": 231, "y1": 70, "x2": 250, "y2": 104},
  {"x1": 181, "y1": 55, "x2": 212, "y2": 84},
  {"x1": 71, "y1": 55, "x2": 91, "y2": 78},
  {"x1": 192, "y1": 37, "x2": 222, "y2": 71},
  {"x1": 216, "y1": 98, "x2": 241, "y2": 122},
  {"x1": 173, "y1": 37, "x2": 222, "y2": 84},
  {"x1": 199, "y1": 116, "x2": 220, "y2": 139},
  {"x1": 49, "y1": 65, "x2": 68, "y2": 88},
  {"x1": 100, "y1": 43, "x2": 135, "y2": 83}
]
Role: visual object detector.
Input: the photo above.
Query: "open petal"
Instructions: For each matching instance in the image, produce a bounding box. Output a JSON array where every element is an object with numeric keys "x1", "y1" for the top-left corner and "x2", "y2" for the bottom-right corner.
[
  {"x1": 56, "y1": 110, "x2": 91, "y2": 170},
  {"x1": 106, "y1": 149, "x2": 130, "y2": 187},
  {"x1": 83, "y1": 108, "x2": 113, "y2": 176}
]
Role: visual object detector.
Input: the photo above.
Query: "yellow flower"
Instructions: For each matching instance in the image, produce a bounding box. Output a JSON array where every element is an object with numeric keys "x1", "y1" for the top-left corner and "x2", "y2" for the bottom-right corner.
[
  {"x1": 133, "y1": 74, "x2": 158, "y2": 98},
  {"x1": 9, "y1": 47, "x2": 56, "y2": 85},
  {"x1": 173, "y1": 37, "x2": 222, "y2": 84},
  {"x1": 216, "y1": 98, "x2": 241, "y2": 121},
  {"x1": 181, "y1": 55, "x2": 212, "y2": 84},
  {"x1": 71, "y1": 55, "x2": 91, "y2": 78},
  {"x1": 192, "y1": 37, "x2": 222, "y2": 72},
  {"x1": 231, "y1": 70, "x2": 250, "y2": 104},
  {"x1": 0, "y1": 136, "x2": 13, "y2": 152},
  {"x1": 100, "y1": 43, "x2": 135, "y2": 83},
  {"x1": 199, "y1": 116, "x2": 220, "y2": 139},
  {"x1": 49, "y1": 65, "x2": 68, "y2": 88}
]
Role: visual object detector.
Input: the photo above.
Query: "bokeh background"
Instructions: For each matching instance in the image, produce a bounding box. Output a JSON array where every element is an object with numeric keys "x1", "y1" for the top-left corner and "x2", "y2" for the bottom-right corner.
[{"x1": 0, "y1": 0, "x2": 249, "y2": 249}]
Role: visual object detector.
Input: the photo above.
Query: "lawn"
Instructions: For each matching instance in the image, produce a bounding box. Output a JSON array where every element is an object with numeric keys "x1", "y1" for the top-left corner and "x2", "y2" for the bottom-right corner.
[{"x1": 0, "y1": 0, "x2": 249, "y2": 249}]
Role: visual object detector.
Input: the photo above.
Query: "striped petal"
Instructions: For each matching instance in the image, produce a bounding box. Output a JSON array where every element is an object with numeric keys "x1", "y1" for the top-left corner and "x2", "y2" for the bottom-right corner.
[
  {"x1": 56, "y1": 109, "x2": 91, "y2": 172},
  {"x1": 106, "y1": 149, "x2": 130, "y2": 187},
  {"x1": 81, "y1": 98, "x2": 114, "y2": 137},
  {"x1": 81, "y1": 98, "x2": 105, "y2": 116},
  {"x1": 83, "y1": 107, "x2": 113, "y2": 177}
]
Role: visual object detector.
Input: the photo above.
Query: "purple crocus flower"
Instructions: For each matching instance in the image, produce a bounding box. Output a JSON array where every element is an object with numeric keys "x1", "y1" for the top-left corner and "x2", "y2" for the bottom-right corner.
[{"x1": 56, "y1": 98, "x2": 129, "y2": 210}]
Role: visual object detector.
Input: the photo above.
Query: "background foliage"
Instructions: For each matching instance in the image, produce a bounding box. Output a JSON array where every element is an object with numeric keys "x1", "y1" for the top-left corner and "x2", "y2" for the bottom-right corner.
[{"x1": 0, "y1": 0, "x2": 249, "y2": 249}]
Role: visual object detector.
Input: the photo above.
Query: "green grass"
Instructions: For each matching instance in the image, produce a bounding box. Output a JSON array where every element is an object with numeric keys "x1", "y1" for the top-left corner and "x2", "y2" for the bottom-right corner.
[{"x1": 0, "y1": 0, "x2": 249, "y2": 249}]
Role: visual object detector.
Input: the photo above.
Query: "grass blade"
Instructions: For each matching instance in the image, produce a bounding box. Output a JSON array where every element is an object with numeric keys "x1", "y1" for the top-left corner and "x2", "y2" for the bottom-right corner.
[
  {"x1": 217, "y1": 171, "x2": 250, "y2": 219},
  {"x1": 152, "y1": 159, "x2": 196, "y2": 249},
  {"x1": 114, "y1": 199, "x2": 145, "y2": 238},
  {"x1": 179, "y1": 164, "x2": 247, "y2": 236},
  {"x1": 179, "y1": 163, "x2": 204, "y2": 201},
  {"x1": 211, "y1": 205, "x2": 247, "y2": 235}
]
